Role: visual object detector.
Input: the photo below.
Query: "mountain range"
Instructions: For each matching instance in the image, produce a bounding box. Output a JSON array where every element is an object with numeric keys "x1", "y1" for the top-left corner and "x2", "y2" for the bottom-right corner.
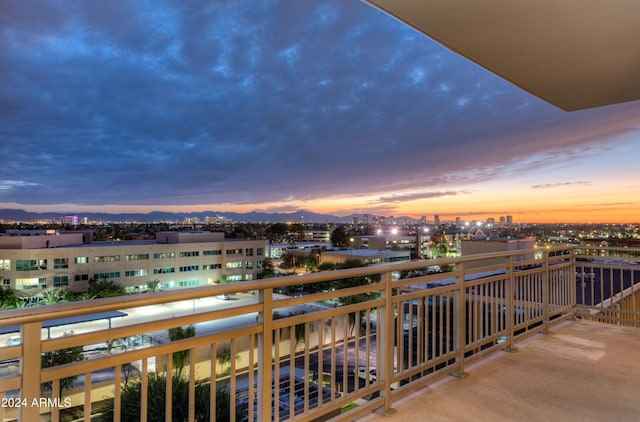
[{"x1": 0, "y1": 208, "x2": 418, "y2": 224}]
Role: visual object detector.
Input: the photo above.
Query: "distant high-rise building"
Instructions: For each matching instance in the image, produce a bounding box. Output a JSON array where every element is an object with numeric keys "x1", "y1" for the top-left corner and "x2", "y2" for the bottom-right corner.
[
  {"x1": 434, "y1": 214, "x2": 440, "y2": 226},
  {"x1": 500, "y1": 216, "x2": 506, "y2": 224},
  {"x1": 506, "y1": 215, "x2": 513, "y2": 224},
  {"x1": 420, "y1": 216, "x2": 426, "y2": 223},
  {"x1": 486, "y1": 217, "x2": 495, "y2": 225},
  {"x1": 352, "y1": 216, "x2": 359, "y2": 225},
  {"x1": 455, "y1": 217, "x2": 461, "y2": 227},
  {"x1": 61, "y1": 215, "x2": 79, "y2": 225},
  {"x1": 299, "y1": 215, "x2": 305, "y2": 224},
  {"x1": 363, "y1": 214, "x2": 370, "y2": 225}
]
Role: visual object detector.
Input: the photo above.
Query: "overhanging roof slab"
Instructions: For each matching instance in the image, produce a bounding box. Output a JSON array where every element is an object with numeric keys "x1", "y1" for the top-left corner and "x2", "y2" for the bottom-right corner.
[{"x1": 366, "y1": 0, "x2": 640, "y2": 111}]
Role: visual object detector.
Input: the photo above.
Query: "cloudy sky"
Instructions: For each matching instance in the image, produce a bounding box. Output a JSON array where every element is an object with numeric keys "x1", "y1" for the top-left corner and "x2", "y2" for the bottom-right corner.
[{"x1": 1, "y1": 0, "x2": 639, "y2": 223}]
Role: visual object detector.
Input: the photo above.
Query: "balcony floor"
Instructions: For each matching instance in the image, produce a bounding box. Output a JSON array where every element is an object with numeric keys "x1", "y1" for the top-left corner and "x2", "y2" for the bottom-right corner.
[{"x1": 358, "y1": 320, "x2": 640, "y2": 422}]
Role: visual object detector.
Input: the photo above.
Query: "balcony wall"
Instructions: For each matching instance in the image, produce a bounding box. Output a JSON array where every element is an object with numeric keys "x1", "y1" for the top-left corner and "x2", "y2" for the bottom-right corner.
[{"x1": 0, "y1": 246, "x2": 637, "y2": 421}]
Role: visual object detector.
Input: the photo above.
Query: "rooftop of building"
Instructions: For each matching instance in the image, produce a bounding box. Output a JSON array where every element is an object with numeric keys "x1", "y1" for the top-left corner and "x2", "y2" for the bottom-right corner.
[
  {"x1": 0, "y1": 230, "x2": 263, "y2": 250},
  {"x1": 323, "y1": 249, "x2": 410, "y2": 257}
]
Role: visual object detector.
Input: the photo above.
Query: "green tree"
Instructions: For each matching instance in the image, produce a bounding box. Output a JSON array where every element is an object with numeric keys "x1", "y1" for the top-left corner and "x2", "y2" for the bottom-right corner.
[
  {"x1": 216, "y1": 345, "x2": 239, "y2": 373},
  {"x1": 146, "y1": 278, "x2": 162, "y2": 292},
  {"x1": 75, "y1": 292, "x2": 96, "y2": 301},
  {"x1": 98, "y1": 373, "x2": 240, "y2": 422},
  {"x1": 0, "y1": 289, "x2": 18, "y2": 309},
  {"x1": 258, "y1": 259, "x2": 276, "y2": 279},
  {"x1": 290, "y1": 310, "x2": 308, "y2": 351},
  {"x1": 41, "y1": 332, "x2": 85, "y2": 395},
  {"x1": 167, "y1": 325, "x2": 196, "y2": 376},
  {"x1": 88, "y1": 277, "x2": 126, "y2": 298},
  {"x1": 266, "y1": 223, "x2": 288, "y2": 242},
  {"x1": 317, "y1": 262, "x2": 337, "y2": 271},
  {"x1": 37, "y1": 289, "x2": 67, "y2": 305},
  {"x1": 435, "y1": 243, "x2": 448, "y2": 258},
  {"x1": 287, "y1": 223, "x2": 305, "y2": 243},
  {"x1": 330, "y1": 226, "x2": 350, "y2": 248}
]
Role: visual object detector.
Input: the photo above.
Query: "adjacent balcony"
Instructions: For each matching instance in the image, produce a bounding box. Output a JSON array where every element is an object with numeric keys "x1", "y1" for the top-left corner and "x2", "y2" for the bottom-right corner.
[{"x1": 0, "y1": 246, "x2": 638, "y2": 421}]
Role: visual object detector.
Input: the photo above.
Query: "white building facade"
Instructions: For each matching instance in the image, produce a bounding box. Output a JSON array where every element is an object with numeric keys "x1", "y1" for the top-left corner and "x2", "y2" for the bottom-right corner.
[{"x1": 0, "y1": 231, "x2": 267, "y2": 294}]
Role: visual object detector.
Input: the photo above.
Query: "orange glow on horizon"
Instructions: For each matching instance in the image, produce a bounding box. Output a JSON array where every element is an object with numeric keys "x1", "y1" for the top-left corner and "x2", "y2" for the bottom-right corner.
[{"x1": 2, "y1": 196, "x2": 637, "y2": 224}]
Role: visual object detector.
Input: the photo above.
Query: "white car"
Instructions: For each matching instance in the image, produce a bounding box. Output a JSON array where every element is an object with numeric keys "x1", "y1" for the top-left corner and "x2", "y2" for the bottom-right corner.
[
  {"x1": 6, "y1": 336, "x2": 21, "y2": 346},
  {"x1": 356, "y1": 367, "x2": 398, "y2": 389},
  {"x1": 356, "y1": 367, "x2": 377, "y2": 382}
]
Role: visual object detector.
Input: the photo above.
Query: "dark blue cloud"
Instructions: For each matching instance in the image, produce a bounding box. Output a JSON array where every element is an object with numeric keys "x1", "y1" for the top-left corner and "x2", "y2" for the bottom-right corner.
[{"x1": 1, "y1": 0, "x2": 638, "y2": 210}]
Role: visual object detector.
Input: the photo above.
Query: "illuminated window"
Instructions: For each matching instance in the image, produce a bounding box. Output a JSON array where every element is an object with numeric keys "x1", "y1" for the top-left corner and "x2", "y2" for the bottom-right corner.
[
  {"x1": 75, "y1": 257, "x2": 89, "y2": 264},
  {"x1": 95, "y1": 255, "x2": 120, "y2": 263},
  {"x1": 0, "y1": 260, "x2": 10, "y2": 271},
  {"x1": 226, "y1": 262, "x2": 243, "y2": 269},
  {"x1": 16, "y1": 259, "x2": 47, "y2": 271},
  {"x1": 203, "y1": 264, "x2": 222, "y2": 270},
  {"x1": 16, "y1": 277, "x2": 46, "y2": 289},
  {"x1": 126, "y1": 254, "x2": 149, "y2": 261},
  {"x1": 125, "y1": 269, "x2": 149, "y2": 277},
  {"x1": 153, "y1": 267, "x2": 175, "y2": 274},
  {"x1": 154, "y1": 252, "x2": 176, "y2": 259}
]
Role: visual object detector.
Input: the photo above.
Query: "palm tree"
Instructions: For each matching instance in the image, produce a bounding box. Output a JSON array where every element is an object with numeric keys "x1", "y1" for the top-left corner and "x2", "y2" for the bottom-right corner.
[
  {"x1": 13, "y1": 299, "x2": 29, "y2": 308},
  {"x1": 76, "y1": 292, "x2": 96, "y2": 301},
  {"x1": 167, "y1": 325, "x2": 196, "y2": 376},
  {"x1": 216, "y1": 345, "x2": 240, "y2": 375},
  {"x1": 146, "y1": 279, "x2": 161, "y2": 292},
  {"x1": 39, "y1": 289, "x2": 68, "y2": 305}
]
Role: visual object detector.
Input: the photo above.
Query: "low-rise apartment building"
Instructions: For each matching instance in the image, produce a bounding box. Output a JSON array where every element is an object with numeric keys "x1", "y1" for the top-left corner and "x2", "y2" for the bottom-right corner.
[{"x1": 0, "y1": 230, "x2": 267, "y2": 294}]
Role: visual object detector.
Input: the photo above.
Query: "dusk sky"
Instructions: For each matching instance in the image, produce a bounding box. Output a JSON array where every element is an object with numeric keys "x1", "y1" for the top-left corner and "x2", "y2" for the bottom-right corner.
[{"x1": 2, "y1": 0, "x2": 639, "y2": 223}]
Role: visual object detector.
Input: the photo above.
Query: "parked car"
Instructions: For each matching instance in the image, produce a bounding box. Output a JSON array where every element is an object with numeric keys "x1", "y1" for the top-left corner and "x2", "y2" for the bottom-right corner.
[
  {"x1": 356, "y1": 366, "x2": 377, "y2": 382},
  {"x1": 6, "y1": 336, "x2": 21, "y2": 346}
]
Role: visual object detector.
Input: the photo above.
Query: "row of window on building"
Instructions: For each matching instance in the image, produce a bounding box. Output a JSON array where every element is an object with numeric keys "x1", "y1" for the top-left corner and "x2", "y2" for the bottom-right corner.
[
  {"x1": 2, "y1": 272, "x2": 253, "y2": 291},
  {"x1": 0, "y1": 248, "x2": 264, "y2": 272}
]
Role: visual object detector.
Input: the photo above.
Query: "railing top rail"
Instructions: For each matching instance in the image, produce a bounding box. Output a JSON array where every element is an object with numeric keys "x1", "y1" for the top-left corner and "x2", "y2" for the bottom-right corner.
[
  {"x1": 0, "y1": 246, "x2": 574, "y2": 326},
  {"x1": 574, "y1": 245, "x2": 640, "y2": 253}
]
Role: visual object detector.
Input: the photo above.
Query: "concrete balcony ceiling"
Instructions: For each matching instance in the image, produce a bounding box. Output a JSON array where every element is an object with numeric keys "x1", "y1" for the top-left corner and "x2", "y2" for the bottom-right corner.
[{"x1": 365, "y1": 0, "x2": 640, "y2": 111}]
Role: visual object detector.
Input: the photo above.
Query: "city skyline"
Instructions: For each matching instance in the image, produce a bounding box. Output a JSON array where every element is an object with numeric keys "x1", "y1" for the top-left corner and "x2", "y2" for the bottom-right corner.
[{"x1": 2, "y1": 1, "x2": 639, "y2": 224}]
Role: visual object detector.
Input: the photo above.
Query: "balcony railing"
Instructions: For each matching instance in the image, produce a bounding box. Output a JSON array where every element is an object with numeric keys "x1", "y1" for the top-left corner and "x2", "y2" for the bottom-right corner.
[{"x1": 0, "y1": 246, "x2": 638, "y2": 421}]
